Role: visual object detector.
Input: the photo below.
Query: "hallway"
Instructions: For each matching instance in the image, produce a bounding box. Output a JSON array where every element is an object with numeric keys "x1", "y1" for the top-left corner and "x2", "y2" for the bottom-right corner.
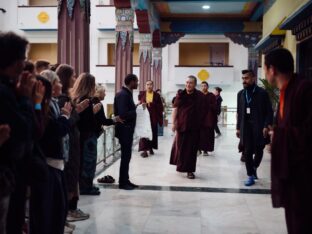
[{"x1": 75, "y1": 126, "x2": 287, "y2": 234}]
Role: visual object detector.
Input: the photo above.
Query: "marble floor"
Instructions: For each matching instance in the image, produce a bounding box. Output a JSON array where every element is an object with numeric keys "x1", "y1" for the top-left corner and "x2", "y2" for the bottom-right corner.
[{"x1": 74, "y1": 126, "x2": 287, "y2": 234}]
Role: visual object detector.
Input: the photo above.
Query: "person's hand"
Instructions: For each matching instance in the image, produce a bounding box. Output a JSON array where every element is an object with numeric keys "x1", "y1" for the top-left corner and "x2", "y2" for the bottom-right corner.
[
  {"x1": 172, "y1": 124, "x2": 176, "y2": 132},
  {"x1": 236, "y1": 130, "x2": 240, "y2": 138},
  {"x1": 93, "y1": 103, "x2": 102, "y2": 114},
  {"x1": 32, "y1": 80, "x2": 45, "y2": 104},
  {"x1": 114, "y1": 116, "x2": 124, "y2": 124},
  {"x1": 16, "y1": 72, "x2": 36, "y2": 98},
  {"x1": 61, "y1": 102, "x2": 72, "y2": 118},
  {"x1": 142, "y1": 103, "x2": 147, "y2": 110},
  {"x1": 76, "y1": 99, "x2": 90, "y2": 113},
  {"x1": 0, "y1": 124, "x2": 11, "y2": 146},
  {"x1": 268, "y1": 126, "x2": 274, "y2": 141},
  {"x1": 263, "y1": 127, "x2": 269, "y2": 138}
]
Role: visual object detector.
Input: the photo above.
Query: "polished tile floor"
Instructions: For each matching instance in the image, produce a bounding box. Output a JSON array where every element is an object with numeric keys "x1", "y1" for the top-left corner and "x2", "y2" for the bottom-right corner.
[{"x1": 74, "y1": 126, "x2": 287, "y2": 234}]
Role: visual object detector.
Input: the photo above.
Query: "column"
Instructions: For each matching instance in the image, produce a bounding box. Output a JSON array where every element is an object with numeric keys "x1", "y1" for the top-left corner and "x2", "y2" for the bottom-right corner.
[
  {"x1": 248, "y1": 47, "x2": 259, "y2": 80},
  {"x1": 57, "y1": 0, "x2": 90, "y2": 74},
  {"x1": 152, "y1": 47, "x2": 162, "y2": 90},
  {"x1": 139, "y1": 33, "x2": 152, "y2": 91},
  {"x1": 115, "y1": 8, "x2": 134, "y2": 93}
]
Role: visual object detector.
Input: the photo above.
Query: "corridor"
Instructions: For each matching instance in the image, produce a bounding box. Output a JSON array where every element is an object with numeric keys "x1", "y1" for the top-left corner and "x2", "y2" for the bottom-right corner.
[{"x1": 75, "y1": 126, "x2": 287, "y2": 234}]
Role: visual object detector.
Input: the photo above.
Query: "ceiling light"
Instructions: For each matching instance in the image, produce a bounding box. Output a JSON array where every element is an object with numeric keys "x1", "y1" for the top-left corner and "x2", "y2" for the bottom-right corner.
[{"x1": 202, "y1": 5, "x2": 210, "y2": 10}]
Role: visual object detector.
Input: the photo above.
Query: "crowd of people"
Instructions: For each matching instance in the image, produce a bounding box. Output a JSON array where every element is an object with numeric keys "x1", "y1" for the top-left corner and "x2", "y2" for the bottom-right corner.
[
  {"x1": 0, "y1": 31, "x2": 124, "y2": 234},
  {"x1": 1, "y1": 30, "x2": 312, "y2": 234}
]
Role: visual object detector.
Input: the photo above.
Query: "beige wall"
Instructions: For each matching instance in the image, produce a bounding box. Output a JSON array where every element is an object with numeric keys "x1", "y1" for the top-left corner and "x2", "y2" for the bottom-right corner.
[
  {"x1": 28, "y1": 43, "x2": 57, "y2": 64},
  {"x1": 263, "y1": 0, "x2": 310, "y2": 66},
  {"x1": 179, "y1": 43, "x2": 229, "y2": 66},
  {"x1": 29, "y1": 0, "x2": 57, "y2": 6}
]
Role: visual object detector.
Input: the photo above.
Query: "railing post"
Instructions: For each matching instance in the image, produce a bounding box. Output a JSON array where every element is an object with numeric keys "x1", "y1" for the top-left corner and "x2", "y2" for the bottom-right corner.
[{"x1": 103, "y1": 127, "x2": 107, "y2": 164}]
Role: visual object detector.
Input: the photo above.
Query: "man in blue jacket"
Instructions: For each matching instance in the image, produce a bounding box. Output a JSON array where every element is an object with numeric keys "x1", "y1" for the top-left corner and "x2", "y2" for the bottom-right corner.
[{"x1": 114, "y1": 74, "x2": 139, "y2": 190}]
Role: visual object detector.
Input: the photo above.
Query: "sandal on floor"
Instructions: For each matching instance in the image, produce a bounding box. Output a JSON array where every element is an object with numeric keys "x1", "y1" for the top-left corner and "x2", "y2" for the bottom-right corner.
[
  {"x1": 187, "y1": 172, "x2": 195, "y2": 179},
  {"x1": 97, "y1": 175, "x2": 115, "y2": 184}
]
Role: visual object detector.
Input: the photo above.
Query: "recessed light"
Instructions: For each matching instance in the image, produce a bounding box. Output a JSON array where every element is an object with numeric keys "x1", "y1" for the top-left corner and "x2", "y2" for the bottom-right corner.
[{"x1": 202, "y1": 5, "x2": 210, "y2": 10}]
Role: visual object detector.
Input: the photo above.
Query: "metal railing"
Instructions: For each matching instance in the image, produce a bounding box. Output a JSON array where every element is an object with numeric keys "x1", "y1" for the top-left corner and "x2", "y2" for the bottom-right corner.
[
  {"x1": 97, "y1": 125, "x2": 120, "y2": 165},
  {"x1": 220, "y1": 107, "x2": 237, "y2": 126}
]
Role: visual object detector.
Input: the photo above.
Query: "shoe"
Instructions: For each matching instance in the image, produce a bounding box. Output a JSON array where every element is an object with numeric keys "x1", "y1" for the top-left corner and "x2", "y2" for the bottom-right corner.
[
  {"x1": 244, "y1": 176, "x2": 255, "y2": 186},
  {"x1": 80, "y1": 187, "x2": 101, "y2": 195},
  {"x1": 253, "y1": 168, "x2": 258, "y2": 180},
  {"x1": 141, "y1": 151, "x2": 148, "y2": 158},
  {"x1": 203, "y1": 151, "x2": 209, "y2": 156},
  {"x1": 119, "y1": 183, "x2": 135, "y2": 190},
  {"x1": 67, "y1": 209, "x2": 90, "y2": 222},
  {"x1": 128, "y1": 181, "x2": 139, "y2": 188},
  {"x1": 92, "y1": 186, "x2": 100, "y2": 191},
  {"x1": 187, "y1": 172, "x2": 195, "y2": 179},
  {"x1": 240, "y1": 154, "x2": 246, "y2": 162},
  {"x1": 65, "y1": 222, "x2": 76, "y2": 230},
  {"x1": 215, "y1": 133, "x2": 221, "y2": 138},
  {"x1": 149, "y1": 149, "x2": 154, "y2": 155},
  {"x1": 64, "y1": 225, "x2": 74, "y2": 234}
]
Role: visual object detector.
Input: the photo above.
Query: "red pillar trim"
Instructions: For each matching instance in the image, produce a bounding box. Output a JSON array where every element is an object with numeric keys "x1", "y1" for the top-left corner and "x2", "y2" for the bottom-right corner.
[
  {"x1": 114, "y1": 0, "x2": 131, "y2": 8},
  {"x1": 139, "y1": 33, "x2": 152, "y2": 91},
  {"x1": 135, "y1": 9, "x2": 150, "y2": 33}
]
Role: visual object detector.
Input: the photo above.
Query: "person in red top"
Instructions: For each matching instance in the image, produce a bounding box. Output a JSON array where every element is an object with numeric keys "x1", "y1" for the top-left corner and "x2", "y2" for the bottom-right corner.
[
  {"x1": 199, "y1": 81, "x2": 217, "y2": 156},
  {"x1": 265, "y1": 48, "x2": 312, "y2": 234},
  {"x1": 138, "y1": 80, "x2": 164, "y2": 158}
]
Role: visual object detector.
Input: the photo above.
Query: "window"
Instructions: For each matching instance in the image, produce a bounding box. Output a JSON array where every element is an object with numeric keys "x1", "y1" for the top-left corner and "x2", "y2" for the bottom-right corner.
[
  {"x1": 107, "y1": 43, "x2": 140, "y2": 65},
  {"x1": 179, "y1": 43, "x2": 229, "y2": 66},
  {"x1": 28, "y1": 43, "x2": 57, "y2": 64},
  {"x1": 29, "y1": 0, "x2": 57, "y2": 6}
]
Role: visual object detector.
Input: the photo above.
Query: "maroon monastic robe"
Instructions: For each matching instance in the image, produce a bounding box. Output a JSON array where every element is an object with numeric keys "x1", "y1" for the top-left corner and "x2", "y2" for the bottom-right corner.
[
  {"x1": 199, "y1": 92, "x2": 217, "y2": 152},
  {"x1": 271, "y1": 76, "x2": 312, "y2": 234},
  {"x1": 138, "y1": 91, "x2": 164, "y2": 151},
  {"x1": 170, "y1": 89, "x2": 205, "y2": 172}
]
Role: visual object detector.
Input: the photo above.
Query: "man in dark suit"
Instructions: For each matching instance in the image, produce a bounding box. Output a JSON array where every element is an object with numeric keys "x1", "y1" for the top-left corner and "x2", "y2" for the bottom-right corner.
[
  {"x1": 236, "y1": 70, "x2": 273, "y2": 186},
  {"x1": 114, "y1": 74, "x2": 139, "y2": 190}
]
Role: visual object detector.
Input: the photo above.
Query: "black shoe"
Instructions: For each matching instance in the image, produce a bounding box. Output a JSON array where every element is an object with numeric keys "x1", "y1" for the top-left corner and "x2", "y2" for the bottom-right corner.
[
  {"x1": 149, "y1": 149, "x2": 154, "y2": 155},
  {"x1": 141, "y1": 151, "x2": 148, "y2": 158},
  {"x1": 128, "y1": 181, "x2": 139, "y2": 188},
  {"x1": 119, "y1": 184, "x2": 135, "y2": 190},
  {"x1": 92, "y1": 186, "x2": 100, "y2": 191},
  {"x1": 80, "y1": 187, "x2": 101, "y2": 195},
  {"x1": 253, "y1": 168, "x2": 259, "y2": 180}
]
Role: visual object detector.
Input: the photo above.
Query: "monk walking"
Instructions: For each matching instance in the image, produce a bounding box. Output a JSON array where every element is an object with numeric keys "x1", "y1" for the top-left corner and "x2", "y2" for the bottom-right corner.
[
  {"x1": 265, "y1": 48, "x2": 312, "y2": 234},
  {"x1": 199, "y1": 81, "x2": 217, "y2": 156},
  {"x1": 138, "y1": 80, "x2": 164, "y2": 158},
  {"x1": 170, "y1": 76, "x2": 204, "y2": 179}
]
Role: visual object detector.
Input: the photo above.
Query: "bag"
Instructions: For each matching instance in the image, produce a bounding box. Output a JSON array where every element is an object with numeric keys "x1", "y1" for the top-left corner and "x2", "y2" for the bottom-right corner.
[{"x1": 134, "y1": 105, "x2": 153, "y2": 140}]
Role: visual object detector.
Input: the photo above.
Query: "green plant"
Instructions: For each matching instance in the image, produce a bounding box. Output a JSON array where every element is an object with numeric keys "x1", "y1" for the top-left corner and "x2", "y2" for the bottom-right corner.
[{"x1": 259, "y1": 78, "x2": 279, "y2": 111}]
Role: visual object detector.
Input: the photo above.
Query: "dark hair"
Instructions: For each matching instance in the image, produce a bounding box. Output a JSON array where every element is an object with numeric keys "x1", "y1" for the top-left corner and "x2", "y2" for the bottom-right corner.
[
  {"x1": 56, "y1": 64, "x2": 74, "y2": 94},
  {"x1": 215, "y1": 87, "x2": 222, "y2": 93},
  {"x1": 156, "y1": 89, "x2": 161, "y2": 93},
  {"x1": 0, "y1": 32, "x2": 29, "y2": 69},
  {"x1": 36, "y1": 75, "x2": 52, "y2": 118},
  {"x1": 201, "y1": 81, "x2": 209, "y2": 87},
  {"x1": 35, "y1": 60, "x2": 50, "y2": 70},
  {"x1": 24, "y1": 60, "x2": 35, "y2": 74},
  {"x1": 242, "y1": 69, "x2": 255, "y2": 77},
  {"x1": 265, "y1": 48, "x2": 294, "y2": 74},
  {"x1": 187, "y1": 75, "x2": 197, "y2": 85},
  {"x1": 50, "y1": 63, "x2": 60, "y2": 72},
  {"x1": 124, "y1": 74, "x2": 138, "y2": 85}
]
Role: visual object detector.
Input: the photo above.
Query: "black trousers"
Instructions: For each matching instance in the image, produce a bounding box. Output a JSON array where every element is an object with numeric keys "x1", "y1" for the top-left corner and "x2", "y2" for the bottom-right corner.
[
  {"x1": 30, "y1": 166, "x2": 67, "y2": 234},
  {"x1": 118, "y1": 127, "x2": 134, "y2": 185},
  {"x1": 243, "y1": 122, "x2": 264, "y2": 176}
]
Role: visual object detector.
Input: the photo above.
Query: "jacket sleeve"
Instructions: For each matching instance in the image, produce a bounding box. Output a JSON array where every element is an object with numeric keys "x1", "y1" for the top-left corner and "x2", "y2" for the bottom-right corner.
[
  {"x1": 115, "y1": 93, "x2": 136, "y2": 121},
  {"x1": 45, "y1": 114, "x2": 70, "y2": 138},
  {"x1": 95, "y1": 106, "x2": 114, "y2": 126},
  {"x1": 236, "y1": 92, "x2": 241, "y2": 130}
]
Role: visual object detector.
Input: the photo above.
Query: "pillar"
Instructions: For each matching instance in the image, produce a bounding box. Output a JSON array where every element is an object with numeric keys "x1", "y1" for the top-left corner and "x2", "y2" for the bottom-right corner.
[
  {"x1": 115, "y1": 8, "x2": 134, "y2": 93},
  {"x1": 139, "y1": 33, "x2": 152, "y2": 91},
  {"x1": 152, "y1": 47, "x2": 162, "y2": 90},
  {"x1": 248, "y1": 47, "x2": 259, "y2": 80},
  {"x1": 57, "y1": 0, "x2": 90, "y2": 74}
]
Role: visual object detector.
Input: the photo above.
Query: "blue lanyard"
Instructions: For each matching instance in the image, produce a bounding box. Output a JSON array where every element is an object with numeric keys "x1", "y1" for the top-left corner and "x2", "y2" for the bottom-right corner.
[{"x1": 245, "y1": 86, "x2": 256, "y2": 105}]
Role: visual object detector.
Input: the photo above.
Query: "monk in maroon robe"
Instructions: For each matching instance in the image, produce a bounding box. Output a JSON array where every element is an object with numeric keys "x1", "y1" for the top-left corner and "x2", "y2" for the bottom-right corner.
[
  {"x1": 265, "y1": 48, "x2": 312, "y2": 234},
  {"x1": 199, "y1": 81, "x2": 217, "y2": 155},
  {"x1": 138, "y1": 80, "x2": 164, "y2": 158},
  {"x1": 170, "y1": 76, "x2": 205, "y2": 179}
]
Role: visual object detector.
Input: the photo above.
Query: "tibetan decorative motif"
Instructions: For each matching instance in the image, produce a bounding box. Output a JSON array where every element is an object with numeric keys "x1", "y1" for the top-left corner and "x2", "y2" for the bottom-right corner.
[
  {"x1": 57, "y1": 0, "x2": 63, "y2": 16},
  {"x1": 139, "y1": 33, "x2": 152, "y2": 63},
  {"x1": 152, "y1": 29, "x2": 161, "y2": 48},
  {"x1": 197, "y1": 69, "x2": 210, "y2": 82},
  {"x1": 38, "y1": 11, "x2": 50, "y2": 23},
  {"x1": 135, "y1": 10, "x2": 150, "y2": 33},
  {"x1": 58, "y1": 0, "x2": 90, "y2": 22},
  {"x1": 80, "y1": 0, "x2": 91, "y2": 23},
  {"x1": 224, "y1": 32, "x2": 262, "y2": 48},
  {"x1": 116, "y1": 8, "x2": 134, "y2": 49},
  {"x1": 66, "y1": 0, "x2": 75, "y2": 18},
  {"x1": 292, "y1": 15, "x2": 312, "y2": 42},
  {"x1": 161, "y1": 32, "x2": 185, "y2": 47},
  {"x1": 152, "y1": 48, "x2": 162, "y2": 69}
]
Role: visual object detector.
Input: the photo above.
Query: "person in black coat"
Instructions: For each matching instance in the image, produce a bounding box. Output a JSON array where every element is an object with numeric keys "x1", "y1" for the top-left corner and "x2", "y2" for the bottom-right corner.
[
  {"x1": 236, "y1": 69, "x2": 273, "y2": 186},
  {"x1": 214, "y1": 87, "x2": 223, "y2": 137},
  {"x1": 114, "y1": 74, "x2": 139, "y2": 190}
]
